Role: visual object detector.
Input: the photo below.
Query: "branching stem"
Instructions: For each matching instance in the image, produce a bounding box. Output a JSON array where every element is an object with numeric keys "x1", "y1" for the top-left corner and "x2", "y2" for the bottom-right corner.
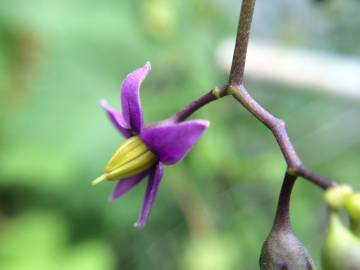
[
  {"x1": 229, "y1": 84, "x2": 334, "y2": 189},
  {"x1": 171, "y1": 0, "x2": 336, "y2": 190}
]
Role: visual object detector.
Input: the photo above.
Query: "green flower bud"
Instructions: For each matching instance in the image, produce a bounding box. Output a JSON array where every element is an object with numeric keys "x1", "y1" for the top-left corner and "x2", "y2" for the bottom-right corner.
[
  {"x1": 141, "y1": 0, "x2": 175, "y2": 40},
  {"x1": 345, "y1": 193, "x2": 360, "y2": 236},
  {"x1": 322, "y1": 211, "x2": 360, "y2": 270},
  {"x1": 92, "y1": 136, "x2": 158, "y2": 185},
  {"x1": 324, "y1": 185, "x2": 353, "y2": 210},
  {"x1": 260, "y1": 227, "x2": 316, "y2": 270}
]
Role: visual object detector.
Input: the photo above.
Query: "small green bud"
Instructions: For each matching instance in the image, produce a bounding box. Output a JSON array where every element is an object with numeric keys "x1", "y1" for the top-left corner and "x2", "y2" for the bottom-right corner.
[
  {"x1": 344, "y1": 193, "x2": 360, "y2": 236},
  {"x1": 324, "y1": 185, "x2": 353, "y2": 210},
  {"x1": 322, "y1": 211, "x2": 360, "y2": 270},
  {"x1": 345, "y1": 193, "x2": 360, "y2": 220},
  {"x1": 141, "y1": 0, "x2": 175, "y2": 40},
  {"x1": 260, "y1": 227, "x2": 316, "y2": 270},
  {"x1": 92, "y1": 136, "x2": 158, "y2": 185}
]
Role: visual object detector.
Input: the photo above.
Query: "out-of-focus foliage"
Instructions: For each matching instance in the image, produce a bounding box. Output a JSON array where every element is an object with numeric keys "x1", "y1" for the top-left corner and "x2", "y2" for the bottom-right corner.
[
  {"x1": 0, "y1": 0, "x2": 359, "y2": 269},
  {"x1": 0, "y1": 211, "x2": 114, "y2": 270}
]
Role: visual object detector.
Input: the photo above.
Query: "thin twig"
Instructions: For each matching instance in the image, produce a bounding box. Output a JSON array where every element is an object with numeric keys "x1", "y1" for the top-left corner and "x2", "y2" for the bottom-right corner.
[
  {"x1": 229, "y1": 84, "x2": 334, "y2": 190},
  {"x1": 226, "y1": 0, "x2": 335, "y2": 190},
  {"x1": 297, "y1": 166, "x2": 335, "y2": 190},
  {"x1": 228, "y1": 85, "x2": 301, "y2": 170},
  {"x1": 229, "y1": 0, "x2": 256, "y2": 86},
  {"x1": 272, "y1": 173, "x2": 297, "y2": 231},
  {"x1": 171, "y1": 85, "x2": 227, "y2": 123},
  {"x1": 172, "y1": 0, "x2": 336, "y2": 190}
]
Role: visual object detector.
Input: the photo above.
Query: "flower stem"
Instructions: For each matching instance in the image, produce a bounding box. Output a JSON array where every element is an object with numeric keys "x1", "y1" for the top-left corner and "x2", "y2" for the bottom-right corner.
[
  {"x1": 171, "y1": 85, "x2": 227, "y2": 122},
  {"x1": 229, "y1": 85, "x2": 334, "y2": 190},
  {"x1": 272, "y1": 173, "x2": 297, "y2": 231},
  {"x1": 170, "y1": 0, "x2": 337, "y2": 191},
  {"x1": 229, "y1": 0, "x2": 257, "y2": 86}
]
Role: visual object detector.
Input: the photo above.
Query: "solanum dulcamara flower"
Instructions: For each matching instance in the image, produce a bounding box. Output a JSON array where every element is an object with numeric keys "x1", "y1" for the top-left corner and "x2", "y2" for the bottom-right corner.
[{"x1": 92, "y1": 62, "x2": 209, "y2": 228}]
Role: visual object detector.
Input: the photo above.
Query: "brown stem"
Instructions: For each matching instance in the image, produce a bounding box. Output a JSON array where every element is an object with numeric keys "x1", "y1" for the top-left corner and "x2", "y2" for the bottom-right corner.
[
  {"x1": 272, "y1": 173, "x2": 297, "y2": 231},
  {"x1": 227, "y1": 0, "x2": 335, "y2": 190},
  {"x1": 296, "y1": 166, "x2": 335, "y2": 190},
  {"x1": 229, "y1": 0, "x2": 257, "y2": 86},
  {"x1": 229, "y1": 85, "x2": 334, "y2": 190},
  {"x1": 170, "y1": 85, "x2": 228, "y2": 122},
  {"x1": 171, "y1": 0, "x2": 336, "y2": 191},
  {"x1": 229, "y1": 85, "x2": 301, "y2": 170}
]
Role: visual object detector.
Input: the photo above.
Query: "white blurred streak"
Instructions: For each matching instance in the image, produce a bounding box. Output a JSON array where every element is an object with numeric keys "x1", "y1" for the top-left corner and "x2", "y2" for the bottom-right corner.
[{"x1": 216, "y1": 39, "x2": 360, "y2": 100}]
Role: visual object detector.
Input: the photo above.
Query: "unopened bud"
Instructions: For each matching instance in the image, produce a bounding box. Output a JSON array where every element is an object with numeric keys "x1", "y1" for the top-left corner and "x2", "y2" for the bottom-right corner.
[
  {"x1": 92, "y1": 136, "x2": 158, "y2": 185},
  {"x1": 260, "y1": 227, "x2": 316, "y2": 270},
  {"x1": 322, "y1": 211, "x2": 360, "y2": 270},
  {"x1": 260, "y1": 174, "x2": 316, "y2": 269},
  {"x1": 345, "y1": 193, "x2": 360, "y2": 237},
  {"x1": 324, "y1": 185, "x2": 353, "y2": 210}
]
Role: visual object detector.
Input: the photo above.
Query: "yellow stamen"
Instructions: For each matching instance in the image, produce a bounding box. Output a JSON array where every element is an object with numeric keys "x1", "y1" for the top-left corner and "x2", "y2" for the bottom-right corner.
[
  {"x1": 91, "y1": 174, "x2": 106, "y2": 186},
  {"x1": 105, "y1": 136, "x2": 149, "y2": 172},
  {"x1": 106, "y1": 136, "x2": 142, "y2": 171},
  {"x1": 91, "y1": 136, "x2": 159, "y2": 185},
  {"x1": 106, "y1": 151, "x2": 158, "y2": 180}
]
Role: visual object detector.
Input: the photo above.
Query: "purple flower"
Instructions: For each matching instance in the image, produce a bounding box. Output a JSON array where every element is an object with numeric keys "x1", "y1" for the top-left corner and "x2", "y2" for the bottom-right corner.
[{"x1": 92, "y1": 62, "x2": 209, "y2": 228}]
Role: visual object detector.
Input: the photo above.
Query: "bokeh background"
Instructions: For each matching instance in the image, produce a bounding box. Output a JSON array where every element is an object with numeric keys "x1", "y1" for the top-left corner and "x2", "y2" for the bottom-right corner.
[{"x1": 1, "y1": 0, "x2": 360, "y2": 269}]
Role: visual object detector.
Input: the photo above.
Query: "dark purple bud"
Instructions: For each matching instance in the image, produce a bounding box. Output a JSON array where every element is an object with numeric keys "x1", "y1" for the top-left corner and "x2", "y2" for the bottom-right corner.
[
  {"x1": 260, "y1": 227, "x2": 316, "y2": 270},
  {"x1": 259, "y1": 174, "x2": 316, "y2": 270}
]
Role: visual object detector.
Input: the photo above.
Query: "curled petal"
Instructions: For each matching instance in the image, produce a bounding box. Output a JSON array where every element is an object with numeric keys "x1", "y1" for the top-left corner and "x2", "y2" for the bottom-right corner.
[
  {"x1": 140, "y1": 120, "x2": 210, "y2": 165},
  {"x1": 134, "y1": 162, "x2": 163, "y2": 228},
  {"x1": 111, "y1": 170, "x2": 149, "y2": 201},
  {"x1": 121, "y1": 62, "x2": 151, "y2": 133},
  {"x1": 100, "y1": 99, "x2": 132, "y2": 138}
]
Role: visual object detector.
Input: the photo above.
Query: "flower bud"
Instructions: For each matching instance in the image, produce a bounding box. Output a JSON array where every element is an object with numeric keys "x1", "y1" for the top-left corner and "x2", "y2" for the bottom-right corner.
[
  {"x1": 260, "y1": 174, "x2": 316, "y2": 270},
  {"x1": 92, "y1": 136, "x2": 158, "y2": 185},
  {"x1": 324, "y1": 185, "x2": 353, "y2": 210},
  {"x1": 345, "y1": 193, "x2": 360, "y2": 236},
  {"x1": 260, "y1": 227, "x2": 316, "y2": 270},
  {"x1": 141, "y1": 0, "x2": 175, "y2": 40},
  {"x1": 322, "y1": 211, "x2": 360, "y2": 270}
]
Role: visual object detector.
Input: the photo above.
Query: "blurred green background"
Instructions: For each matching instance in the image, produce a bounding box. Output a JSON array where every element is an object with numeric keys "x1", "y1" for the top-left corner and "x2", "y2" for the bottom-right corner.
[{"x1": 1, "y1": 0, "x2": 360, "y2": 269}]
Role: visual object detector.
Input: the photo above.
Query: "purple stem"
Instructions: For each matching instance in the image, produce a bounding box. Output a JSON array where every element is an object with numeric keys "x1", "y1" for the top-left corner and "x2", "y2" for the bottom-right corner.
[
  {"x1": 229, "y1": 0, "x2": 257, "y2": 86},
  {"x1": 229, "y1": 84, "x2": 334, "y2": 190},
  {"x1": 170, "y1": 0, "x2": 336, "y2": 191},
  {"x1": 171, "y1": 85, "x2": 227, "y2": 123},
  {"x1": 272, "y1": 173, "x2": 297, "y2": 231}
]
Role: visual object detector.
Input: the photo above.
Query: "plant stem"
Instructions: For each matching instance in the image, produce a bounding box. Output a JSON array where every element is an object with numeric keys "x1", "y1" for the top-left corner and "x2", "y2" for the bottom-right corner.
[
  {"x1": 228, "y1": 85, "x2": 301, "y2": 170},
  {"x1": 171, "y1": 85, "x2": 227, "y2": 122},
  {"x1": 296, "y1": 166, "x2": 335, "y2": 190},
  {"x1": 171, "y1": 0, "x2": 336, "y2": 191},
  {"x1": 229, "y1": 84, "x2": 334, "y2": 190},
  {"x1": 273, "y1": 173, "x2": 297, "y2": 231},
  {"x1": 229, "y1": 0, "x2": 257, "y2": 86}
]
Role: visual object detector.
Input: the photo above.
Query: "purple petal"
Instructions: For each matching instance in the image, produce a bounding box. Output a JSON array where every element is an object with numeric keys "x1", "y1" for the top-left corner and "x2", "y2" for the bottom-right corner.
[
  {"x1": 140, "y1": 120, "x2": 210, "y2": 165},
  {"x1": 100, "y1": 99, "x2": 132, "y2": 138},
  {"x1": 134, "y1": 162, "x2": 163, "y2": 228},
  {"x1": 111, "y1": 171, "x2": 149, "y2": 201},
  {"x1": 121, "y1": 62, "x2": 151, "y2": 133}
]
